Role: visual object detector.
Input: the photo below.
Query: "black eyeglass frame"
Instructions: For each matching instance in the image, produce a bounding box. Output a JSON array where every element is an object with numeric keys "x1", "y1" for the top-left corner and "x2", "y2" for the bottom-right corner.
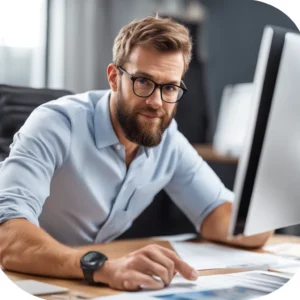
[{"x1": 118, "y1": 66, "x2": 188, "y2": 103}]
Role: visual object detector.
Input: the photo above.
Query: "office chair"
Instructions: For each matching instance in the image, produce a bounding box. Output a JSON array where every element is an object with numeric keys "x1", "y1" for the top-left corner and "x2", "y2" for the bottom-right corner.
[{"x1": 0, "y1": 84, "x2": 72, "y2": 161}]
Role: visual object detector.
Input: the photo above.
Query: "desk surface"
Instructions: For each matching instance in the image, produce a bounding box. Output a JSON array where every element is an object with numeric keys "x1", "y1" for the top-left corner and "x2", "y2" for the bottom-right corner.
[{"x1": 4, "y1": 234, "x2": 300, "y2": 299}]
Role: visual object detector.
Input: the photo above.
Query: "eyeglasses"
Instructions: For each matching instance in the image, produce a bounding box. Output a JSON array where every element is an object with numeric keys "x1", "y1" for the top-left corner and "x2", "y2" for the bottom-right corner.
[{"x1": 118, "y1": 66, "x2": 187, "y2": 103}]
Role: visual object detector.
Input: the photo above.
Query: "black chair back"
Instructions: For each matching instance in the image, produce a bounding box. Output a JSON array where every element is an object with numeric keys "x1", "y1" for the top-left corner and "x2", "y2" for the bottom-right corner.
[{"x1": 0, "y1": 84, "x2": 72, "y2": 159}]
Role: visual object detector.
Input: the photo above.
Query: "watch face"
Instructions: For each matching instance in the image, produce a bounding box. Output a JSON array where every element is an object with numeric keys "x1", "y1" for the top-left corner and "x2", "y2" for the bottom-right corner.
[
  {"x1": 83, "y1": 252, "x2": 102, "y2": 263},
  {"x1": 81, "y1": 251, "x2": 107, "y2": 270}
]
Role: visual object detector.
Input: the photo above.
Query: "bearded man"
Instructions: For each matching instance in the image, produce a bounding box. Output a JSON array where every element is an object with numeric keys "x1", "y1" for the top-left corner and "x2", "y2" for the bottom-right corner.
[{"x1": 0, "y1": 16, "x2": 272, "y2": 291}]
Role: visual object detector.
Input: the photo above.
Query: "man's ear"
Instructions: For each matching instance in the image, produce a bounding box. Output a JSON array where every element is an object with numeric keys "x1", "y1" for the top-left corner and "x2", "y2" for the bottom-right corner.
[{"x1": 107, "y1": 64, "x2": 119, "y2": 92}]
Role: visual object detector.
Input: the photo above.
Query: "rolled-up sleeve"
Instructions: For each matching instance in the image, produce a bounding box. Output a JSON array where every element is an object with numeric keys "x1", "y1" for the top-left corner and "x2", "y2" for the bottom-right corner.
[
  {"x1": 165, "y1": 131, "x2": 234, "y2": 233},
  {"x1": 0, "y1": 105, "x2": 71, "y2": 226}
]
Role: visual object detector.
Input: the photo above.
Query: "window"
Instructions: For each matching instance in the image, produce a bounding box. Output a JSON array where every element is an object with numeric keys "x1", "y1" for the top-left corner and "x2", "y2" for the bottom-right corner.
[{"x1": 0, "y1": 0, "x2": 48, "y2": 87}]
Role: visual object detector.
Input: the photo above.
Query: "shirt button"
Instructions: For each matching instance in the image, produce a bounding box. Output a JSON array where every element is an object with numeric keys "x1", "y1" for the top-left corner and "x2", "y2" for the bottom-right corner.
[{"x1": 116, "y1": 144, "x2": 121, "y2": 150}]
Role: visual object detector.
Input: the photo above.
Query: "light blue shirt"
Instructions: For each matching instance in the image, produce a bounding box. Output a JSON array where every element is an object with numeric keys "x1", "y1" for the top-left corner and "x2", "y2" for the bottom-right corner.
[{"x1": 0, "y1": 90, "x2": 232, "y2": 246}]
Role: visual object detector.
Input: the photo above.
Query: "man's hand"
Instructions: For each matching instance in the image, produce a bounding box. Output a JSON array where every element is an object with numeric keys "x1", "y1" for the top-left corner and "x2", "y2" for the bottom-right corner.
[{"x1": 94, "y1": 244, "x2": 198, "y2": 291}]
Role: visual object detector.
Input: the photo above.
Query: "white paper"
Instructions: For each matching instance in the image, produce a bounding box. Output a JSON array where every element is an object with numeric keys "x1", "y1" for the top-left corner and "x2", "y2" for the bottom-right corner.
[
  {"x1": 264, "y1": 243, "x2": 300, "y2": 258},
  {"x1": 150, "y1": 233, "x2": 197, "y2": 242},
  {"x1": 272, "y1": 266, "x2": 300, "y2": 275},
  {"x1": 171, "y1": 242, "x2": 300, "y2": 270},
  {"x1": 14, "y1": 279, "x2": 68, "y2": 296}
]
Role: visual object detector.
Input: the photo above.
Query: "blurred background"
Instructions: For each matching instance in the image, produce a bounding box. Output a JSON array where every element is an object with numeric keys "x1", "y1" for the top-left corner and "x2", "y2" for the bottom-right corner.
[{"x1": 0, "y1": 0, "x2": 299, "y2": 237}]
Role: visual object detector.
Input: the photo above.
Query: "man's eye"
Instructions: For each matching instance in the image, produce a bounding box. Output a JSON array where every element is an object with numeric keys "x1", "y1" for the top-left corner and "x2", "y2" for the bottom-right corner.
[
  {"x1": 136, "y1": 78, "x2": 150, "y2": 86},
  {"x1": 164, "y1": 85, "x2": 178, "y2": 92}
]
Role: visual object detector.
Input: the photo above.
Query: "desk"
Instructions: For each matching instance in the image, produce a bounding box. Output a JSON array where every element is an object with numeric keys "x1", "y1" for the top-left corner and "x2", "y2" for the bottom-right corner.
[{"x1": 4, "y1": 234, "x2": 300, "y2": 299}]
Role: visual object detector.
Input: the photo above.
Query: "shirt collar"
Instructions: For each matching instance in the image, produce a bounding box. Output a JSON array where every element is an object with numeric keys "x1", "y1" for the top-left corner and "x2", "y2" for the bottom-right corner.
[{"x1": 94, "y1": 90, "x2": 119, "y2": 149}]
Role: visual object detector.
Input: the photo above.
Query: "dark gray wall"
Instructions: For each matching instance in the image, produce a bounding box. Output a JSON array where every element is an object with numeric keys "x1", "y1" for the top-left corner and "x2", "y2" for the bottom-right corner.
[{"x1": 201, "y1": 0, "x2": 298, "y2": 140}]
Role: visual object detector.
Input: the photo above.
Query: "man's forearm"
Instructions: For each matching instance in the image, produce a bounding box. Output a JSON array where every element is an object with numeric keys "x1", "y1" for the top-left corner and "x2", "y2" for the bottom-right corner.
[
  {"x1": 226, "y1": 230, "x2": 273, "y2": 248},
  {"x1": 201, "y1": 202, "x2": 273, "y2": 248},
  {"x1": 0, "y1": 219, "x2": 86, "y2": 278},
  {"x1": 0, "y1": 219, "x2": 199, "y2": 290}
]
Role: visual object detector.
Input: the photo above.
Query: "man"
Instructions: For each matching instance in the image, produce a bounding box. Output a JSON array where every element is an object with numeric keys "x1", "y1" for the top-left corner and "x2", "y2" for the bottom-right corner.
[{"x1": 0, "y1": 16, "x2": 271, "y2": 291}]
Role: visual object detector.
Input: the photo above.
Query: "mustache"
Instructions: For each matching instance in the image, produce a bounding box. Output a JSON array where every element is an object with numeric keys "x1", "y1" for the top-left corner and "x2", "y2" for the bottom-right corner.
[{"x1": 137, "y1": 107, "x2": 166, "y2": 118}]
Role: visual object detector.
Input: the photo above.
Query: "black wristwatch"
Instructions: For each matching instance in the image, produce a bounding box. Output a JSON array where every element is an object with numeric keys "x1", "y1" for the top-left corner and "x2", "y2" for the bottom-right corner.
[{"x1": 80, "y1": 251, "x2": 108, "y2": 285}]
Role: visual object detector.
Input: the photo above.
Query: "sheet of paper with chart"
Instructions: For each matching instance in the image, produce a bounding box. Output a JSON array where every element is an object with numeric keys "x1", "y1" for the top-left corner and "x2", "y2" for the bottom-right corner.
[{"x1": 95, "y1": 271, "x2": 292, "y2": 300}]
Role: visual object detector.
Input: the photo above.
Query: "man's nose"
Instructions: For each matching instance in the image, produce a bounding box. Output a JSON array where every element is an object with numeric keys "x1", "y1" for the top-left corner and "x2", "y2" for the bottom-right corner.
[{"x1": 145, "y1": 87, "x2": 163, "y2": 109}]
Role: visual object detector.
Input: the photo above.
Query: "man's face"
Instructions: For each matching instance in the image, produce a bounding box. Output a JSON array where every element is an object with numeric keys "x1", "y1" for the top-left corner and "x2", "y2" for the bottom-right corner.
[{"x1": 115, "y1": 46, "x2": 184, "y2": 147}]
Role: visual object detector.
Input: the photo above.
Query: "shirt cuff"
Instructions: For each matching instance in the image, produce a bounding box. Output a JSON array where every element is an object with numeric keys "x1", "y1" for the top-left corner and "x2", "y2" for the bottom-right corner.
[
  {"x1": 0, "y1": 206, "x2": 39, "y2": 226},
  {"x1": 193, "y1": 198, "x2": 229, "y2": 234},
  {"x1": 220, "y1": 187, "x2": 234, "y2": 202}
]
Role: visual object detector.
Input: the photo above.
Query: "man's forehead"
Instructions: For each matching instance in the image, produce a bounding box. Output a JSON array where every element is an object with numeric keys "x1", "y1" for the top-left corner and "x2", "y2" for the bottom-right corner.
[
  {"x1": 125, "y1": 47, "x2": 184, "y2": 81},
  {"x1": 128, "y1": 46, "x2": 183, "y2": 66}
]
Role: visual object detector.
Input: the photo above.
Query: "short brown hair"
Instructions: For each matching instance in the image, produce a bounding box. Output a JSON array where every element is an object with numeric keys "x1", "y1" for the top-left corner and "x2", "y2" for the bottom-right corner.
[{"x1": 113, "y1": 16, "x2": 192, "y2": 76}]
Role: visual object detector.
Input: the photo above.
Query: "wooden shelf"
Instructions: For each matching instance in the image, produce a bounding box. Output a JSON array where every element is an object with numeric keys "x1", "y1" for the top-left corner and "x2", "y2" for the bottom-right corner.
[{"x1": 193, "y1": 144, "x2": 239, "y2": 164}]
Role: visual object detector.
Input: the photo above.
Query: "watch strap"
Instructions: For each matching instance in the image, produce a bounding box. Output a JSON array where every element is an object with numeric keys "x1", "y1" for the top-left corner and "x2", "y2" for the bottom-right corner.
[
  {"x1": 82, "y1": 268, "x2": 97, "y2": 285},
  {"x1": 82, "y1": 269, "x2": 108, "y2": 286}
]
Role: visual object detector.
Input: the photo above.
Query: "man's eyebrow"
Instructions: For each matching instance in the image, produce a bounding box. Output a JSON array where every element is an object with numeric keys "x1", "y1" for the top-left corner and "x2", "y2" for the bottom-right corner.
[{"x1": 133, "y1": 71, "x2": 180, "y2": 85}]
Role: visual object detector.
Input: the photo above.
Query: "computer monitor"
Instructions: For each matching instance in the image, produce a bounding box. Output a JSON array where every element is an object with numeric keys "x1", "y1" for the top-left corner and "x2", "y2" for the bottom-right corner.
[{"x1": 229, "y1": 26, "x2": 300, "y2": 236}]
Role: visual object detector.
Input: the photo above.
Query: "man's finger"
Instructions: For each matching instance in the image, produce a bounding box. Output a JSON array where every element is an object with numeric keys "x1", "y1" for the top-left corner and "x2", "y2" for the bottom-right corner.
[
  {"x1": 160, "y1": 247, "x2": 198, "y2": 281},
  {"x1": 145, "y1": 250, "x2": 175, "y2": 285},
  {"x1": 136, "y1": 256, "x2": 170, "y2": 285}
]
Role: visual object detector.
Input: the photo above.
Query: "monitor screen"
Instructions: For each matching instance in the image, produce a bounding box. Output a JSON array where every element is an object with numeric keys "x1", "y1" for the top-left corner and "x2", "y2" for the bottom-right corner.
[{"x1": 229, "y1": 26, "x2": 300, "y2": 236}]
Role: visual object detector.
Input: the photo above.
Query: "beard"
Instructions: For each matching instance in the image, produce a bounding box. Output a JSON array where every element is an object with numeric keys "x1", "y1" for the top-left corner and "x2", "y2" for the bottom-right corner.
[{"x1": 115, "y1": 88, "x2": 177, "y2": 147}]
